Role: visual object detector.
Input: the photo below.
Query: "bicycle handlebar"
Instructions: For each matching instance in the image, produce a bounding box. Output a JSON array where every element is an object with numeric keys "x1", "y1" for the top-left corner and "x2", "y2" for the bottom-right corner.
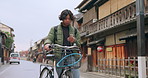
[
  {"x1": 37, "y1": 50, "x2": 53, "y2": 55},
  {"x1": 38, "y1": 44, "x2": 81, "y2": 56},
  {"x1": 50, "y1": 44, "x2": 79, "y2": 49}
]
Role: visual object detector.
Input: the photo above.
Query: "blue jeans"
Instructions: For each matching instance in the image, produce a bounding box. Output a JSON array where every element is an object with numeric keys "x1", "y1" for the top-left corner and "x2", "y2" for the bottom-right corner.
[
  {"x1": 71, "y1": 69, "x2": 80, "y2": 78},
  {"x1": 56, "y1": 68, "x2": 80, "y2": 78},
  {"x1": 56, "y1": 56, "x2": 80, "y2": 78}
]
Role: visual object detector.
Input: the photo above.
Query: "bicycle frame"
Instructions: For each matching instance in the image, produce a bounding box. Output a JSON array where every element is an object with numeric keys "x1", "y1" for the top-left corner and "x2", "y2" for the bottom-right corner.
[
  {"x1": 40, "y1": 44, "x2": 82, "y2": 78},
  {"x1": 40, "y1": 58, "x2": 59, "y2": 78},
  {"x1": 40, "y1": 56, "x2": 71, "y2": 78}
]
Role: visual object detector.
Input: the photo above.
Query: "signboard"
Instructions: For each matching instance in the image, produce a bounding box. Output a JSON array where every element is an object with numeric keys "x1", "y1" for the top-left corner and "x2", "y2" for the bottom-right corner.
[
  {"x1": 106, "y1": 47, "x2": 113, "y2": 52},
  {"x1": 88, "y1": 48, "x2": 91, "y2": 55}
]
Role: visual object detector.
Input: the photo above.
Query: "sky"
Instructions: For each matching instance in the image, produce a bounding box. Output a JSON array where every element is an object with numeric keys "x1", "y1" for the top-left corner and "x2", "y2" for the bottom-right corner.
[{"x1": 0, "y1": 0, "x2": 83, "y2": 52}]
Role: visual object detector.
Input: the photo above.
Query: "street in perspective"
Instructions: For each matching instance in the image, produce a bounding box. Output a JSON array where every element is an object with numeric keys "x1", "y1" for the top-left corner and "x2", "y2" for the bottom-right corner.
[
  {"x1": 0, "y1": 59, "x2": 109, "y2": 78},
  {"x1": 0, "y1": 0, "x2": 147, "y2": 78},
  {"x1": 0, "y1": 60, "x2": 40, "y2": 78}
]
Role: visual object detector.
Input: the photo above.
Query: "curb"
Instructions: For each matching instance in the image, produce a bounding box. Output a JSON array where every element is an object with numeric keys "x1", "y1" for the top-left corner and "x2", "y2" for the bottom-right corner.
[{"x1": 83, "y1": 72, "x2": 124, "y2": 78}]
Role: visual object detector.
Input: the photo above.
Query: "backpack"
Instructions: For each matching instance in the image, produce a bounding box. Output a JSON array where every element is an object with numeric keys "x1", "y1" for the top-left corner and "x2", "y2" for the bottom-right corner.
[{"x1": 53, "y1": 26, "x2": 77, "y2": 43}]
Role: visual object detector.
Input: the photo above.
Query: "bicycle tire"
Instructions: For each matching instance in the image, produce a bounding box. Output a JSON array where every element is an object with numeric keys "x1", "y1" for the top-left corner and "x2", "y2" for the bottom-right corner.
[
  {"x1": 40, "y1": 67, "x2": 53, "y2": 78},
  {"x1": 61, "y1": 70, "x2": 73, "y2": 78}
]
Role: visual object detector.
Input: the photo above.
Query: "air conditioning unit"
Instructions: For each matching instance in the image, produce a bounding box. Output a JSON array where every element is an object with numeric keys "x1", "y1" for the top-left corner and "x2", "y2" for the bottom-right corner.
[{"x1": 93, "y1": 19, "x2": 97, "y2": 23}]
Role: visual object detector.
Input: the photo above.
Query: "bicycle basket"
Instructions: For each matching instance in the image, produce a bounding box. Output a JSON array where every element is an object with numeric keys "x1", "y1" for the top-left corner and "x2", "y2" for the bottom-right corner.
[{"x1": 56, "y1": 53, "x2": 82, "y2": 69}]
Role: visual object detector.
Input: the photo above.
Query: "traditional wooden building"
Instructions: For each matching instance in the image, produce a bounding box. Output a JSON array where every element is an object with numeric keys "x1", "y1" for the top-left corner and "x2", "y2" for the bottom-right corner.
[
  {"x1": 0, "y1": 23, "x2": 15, "y2": 64},
  {"x1": 76, "y1": 0, "x2": 148, "y2": 76},
  {"x1": 29, "y1": 37, "x2": 47, "y2": 63},
  {"x1": 0, "y1": 31, "x2": 7, "y2": 64}
]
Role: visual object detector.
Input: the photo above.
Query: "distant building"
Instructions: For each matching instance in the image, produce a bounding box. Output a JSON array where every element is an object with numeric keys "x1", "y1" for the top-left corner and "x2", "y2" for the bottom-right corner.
[
  {"x1": 0, "y1": 31, "x2": 7, "y2": 65},
  {"x1": 19, "y1": 51, "x2": 29, "y2": 57},
  {"x1": 0, "y1": 23, "x2": 14, "y2": 37},
  {"x1": 0, "y1": 22, "x2": 15, "y2": 64}
]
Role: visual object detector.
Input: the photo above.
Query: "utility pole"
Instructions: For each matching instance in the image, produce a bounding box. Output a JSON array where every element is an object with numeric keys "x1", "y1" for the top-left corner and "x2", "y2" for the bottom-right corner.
[
  {"x1": 29, "y1": 39, "x2": 33, "y2": 53},
  {"x1": 136, "y1": 0, "x2": 146, "y2": 78},
  {"x1": 30, "y1": 40, "x2": 33, "y2": 47}
]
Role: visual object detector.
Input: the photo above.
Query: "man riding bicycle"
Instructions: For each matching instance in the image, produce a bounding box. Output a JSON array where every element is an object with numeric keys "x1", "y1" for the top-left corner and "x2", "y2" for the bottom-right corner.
[{"x1": 44, "y1": 9, "x2": 81, "y2": 78}]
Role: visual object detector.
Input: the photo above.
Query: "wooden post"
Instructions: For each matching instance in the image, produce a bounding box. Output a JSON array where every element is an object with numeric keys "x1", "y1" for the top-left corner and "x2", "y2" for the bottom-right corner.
[
  {"x1": 133, "y1": 57, "x2": 136, "y2": 77},
  {"x1": 108, "y1": 58, "x2": 110, "y2": 74},
  {"x1": 115, "y1": 58, "x2": 117, "y2": 76},
  {"x1": 128, "y1": 57, "x2": 131, "y2": 77},
  {"x1": 98, "y1": 59, "x2": 99, "y2": 72},
  {"x1": 136, "y1": 0, "x2": 146, "y2": 78},
  {"x1": 101, "y1": 59, "x2": 103, "y2": 73},
  {"x1": 111, "y1": 58, "x2": 113, "y2": 75},
  {"x1": 104, "y1": 58, "x2": 106, "y2": 74},
  {"x1": 123, "y1": 57, "x2": 126, "y2": 78},
  {"x1": 119, "y1": 58, "x2": 121, "y2": 77}
]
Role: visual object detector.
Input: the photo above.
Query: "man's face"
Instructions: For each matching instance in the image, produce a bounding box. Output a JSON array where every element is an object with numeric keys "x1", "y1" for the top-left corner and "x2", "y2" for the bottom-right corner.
[{"x1": 62, "y1": 15, "x2": 72, "y2": 26}]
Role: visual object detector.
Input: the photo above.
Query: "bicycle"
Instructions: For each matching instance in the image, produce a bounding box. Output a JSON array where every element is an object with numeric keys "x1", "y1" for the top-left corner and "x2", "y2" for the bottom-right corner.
[{"x1": 39, "y1": 44, "x2": 82, "y2": 78}]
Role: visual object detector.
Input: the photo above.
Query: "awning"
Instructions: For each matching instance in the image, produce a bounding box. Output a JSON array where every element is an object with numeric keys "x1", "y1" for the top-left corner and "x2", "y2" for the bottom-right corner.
[
  {"x1": 87, "y1": 38, "x2": 105, "y2": 46},
  {"x1": 119, "y1": 30, "x2": 148, "y2": 40},
  {"x1": 119, "y1": 34, "x2": 136, "y2": 40},
  {"x1": 94, "y1": 0, "x2": 108, "y2": 6},
  {"x1": 75, "y1": 0, "x2": 92, "y2": 11}
]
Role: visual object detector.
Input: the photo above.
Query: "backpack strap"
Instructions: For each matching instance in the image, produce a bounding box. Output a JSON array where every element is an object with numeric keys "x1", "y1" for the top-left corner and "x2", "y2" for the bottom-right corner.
[
  {"x1": 54, "y1": 26, "x2": 58, "y2": 44},
  {"x1": 74, "y1": 27, "x2": 77, "y2": 37}
]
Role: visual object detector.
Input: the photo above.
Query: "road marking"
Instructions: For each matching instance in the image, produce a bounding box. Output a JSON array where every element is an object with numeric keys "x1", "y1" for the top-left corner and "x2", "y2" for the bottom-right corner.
[{"x1": 0, "y1": 66, "x2": 10, "y2": 75}]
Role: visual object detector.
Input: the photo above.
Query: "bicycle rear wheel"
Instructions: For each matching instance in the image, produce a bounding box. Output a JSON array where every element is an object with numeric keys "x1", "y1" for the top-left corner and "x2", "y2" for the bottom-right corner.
[
  {"x1": 40, "y1": 67, "x2": 53, "y2": 78},
  {"x1": 61, "y1": 70, "x2": 73, "y2": 78}
]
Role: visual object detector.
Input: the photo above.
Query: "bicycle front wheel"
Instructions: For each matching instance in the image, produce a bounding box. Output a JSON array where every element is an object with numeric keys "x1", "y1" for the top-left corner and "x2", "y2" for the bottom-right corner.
[
  {"x1": 61, "y1": 70, "x2": 73, "y2": 78},
  {"x1": 40, "y1": 67, "x2": 53, "y2": 78}
]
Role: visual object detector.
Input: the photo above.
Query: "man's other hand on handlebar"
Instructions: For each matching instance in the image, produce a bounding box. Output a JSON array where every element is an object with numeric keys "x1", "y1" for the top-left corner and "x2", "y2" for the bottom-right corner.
[{"x1": 44, "y1": 44, "x2": 52, "y2": 51}]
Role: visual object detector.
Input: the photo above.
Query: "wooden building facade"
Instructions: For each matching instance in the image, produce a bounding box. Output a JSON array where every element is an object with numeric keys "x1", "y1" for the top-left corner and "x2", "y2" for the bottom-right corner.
[{"x1": 76, "y1": 0, "x2": 148, "y2": 74}]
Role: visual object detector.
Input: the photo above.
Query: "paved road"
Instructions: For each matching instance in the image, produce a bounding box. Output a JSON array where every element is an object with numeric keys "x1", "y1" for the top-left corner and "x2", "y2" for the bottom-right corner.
[
  {"x1": 0, "y1": 60, "x2": 122, "y2": 78},
  {"x1": 0, "y1": 60, "x2": 100, "y2": 78},
  {"x1": 0, "y1": 60, "x2": 40, "y2": 78},
  {"x1": 80, "y1": 72, "x2": 101, "y2": 78}
]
